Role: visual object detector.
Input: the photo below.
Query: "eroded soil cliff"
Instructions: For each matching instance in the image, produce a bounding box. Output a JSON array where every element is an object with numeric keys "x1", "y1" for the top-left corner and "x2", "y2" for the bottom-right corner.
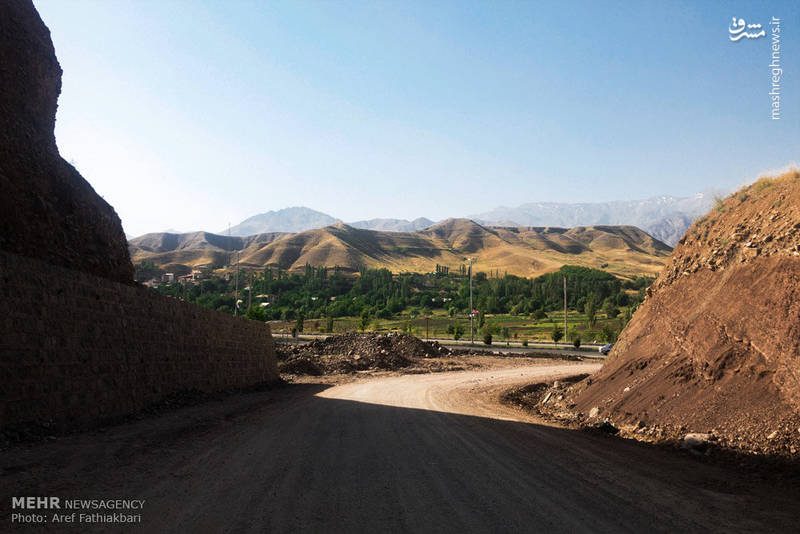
[{"x1": 567, "y1": 170, "x2": 800, "y2": 456}]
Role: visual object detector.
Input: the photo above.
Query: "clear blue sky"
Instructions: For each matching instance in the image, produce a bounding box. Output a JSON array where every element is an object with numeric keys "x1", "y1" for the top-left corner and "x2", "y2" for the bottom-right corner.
[{"x1": 35, "y1": 0, "x2": 798, "y2": 237}]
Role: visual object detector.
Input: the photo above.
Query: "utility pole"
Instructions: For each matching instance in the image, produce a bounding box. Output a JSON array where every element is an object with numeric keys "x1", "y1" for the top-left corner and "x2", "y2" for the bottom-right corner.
[
  {"x1": 234, "y1": 251, "x2": 240, "y2": 317},
  {"x1": 248, "y1": 272, "x2": 253, "y2": 311},
  {"x1": 563, "y1": 275, "x2": 567, "y2": 345},
  {"x1": 468, "y1": 258, "x2": 475, "y2": 345},
  {"x1": 228, "y1": 222, "x2": 235, "y2": 316}
]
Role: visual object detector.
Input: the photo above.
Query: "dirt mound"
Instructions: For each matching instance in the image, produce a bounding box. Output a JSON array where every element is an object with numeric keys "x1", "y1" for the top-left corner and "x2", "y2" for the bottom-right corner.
[
  {"x1": 567, "y1": 170, "x2": 800, "y2": 457},
  {"x1": 277, "y1": 333, "x2": 451, "y2": 374},
  {"x1": 0, "y1": 0, "x2": 133, "y2": 284}
]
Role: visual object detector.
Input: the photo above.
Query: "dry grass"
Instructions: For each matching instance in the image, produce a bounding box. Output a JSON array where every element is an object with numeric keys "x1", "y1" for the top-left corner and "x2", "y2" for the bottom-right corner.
[{"x1": 131, "y1": 219, "x2": 672, "y2": 279}]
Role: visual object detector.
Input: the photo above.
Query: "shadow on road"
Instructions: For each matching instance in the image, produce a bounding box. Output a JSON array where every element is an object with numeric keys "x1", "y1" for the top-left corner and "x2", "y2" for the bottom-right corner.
[{"x1": 2, "y1": 381, "x2": 799, "y2": 533}]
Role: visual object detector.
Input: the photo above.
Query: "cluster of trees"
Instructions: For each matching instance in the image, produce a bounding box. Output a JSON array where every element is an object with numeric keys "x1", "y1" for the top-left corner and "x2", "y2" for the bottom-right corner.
[{"x1": 147, "y1": 263, "x2": 652, "y2": 330}]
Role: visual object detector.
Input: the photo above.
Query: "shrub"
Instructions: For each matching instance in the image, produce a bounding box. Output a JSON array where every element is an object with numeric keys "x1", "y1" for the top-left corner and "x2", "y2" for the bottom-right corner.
[
  {"x1": 752, "y1": 177, "x2": 776, "y2": 193},
  {"x1": 735, "y1": 189, "x2": 749, "y2": 202},
  {"x1": 453, "y1": 324, "x2": 464, "y2": 340},
  {"x1": 522, "y1": 339, "x2": 528, "y2": 347},
  {"x1": 551, "y1": 326, "x2": 564, "y2": 344},
  {"x1": 246, "y1": 305, "x2": 267, "y2": 321},
  {"x1": 483, "y1": 332, "x2": 493, "y2": 345}
]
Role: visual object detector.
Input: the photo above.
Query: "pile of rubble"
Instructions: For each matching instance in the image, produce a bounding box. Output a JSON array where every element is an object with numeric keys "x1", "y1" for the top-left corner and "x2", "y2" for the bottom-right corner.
[{"x1": 277, "y1": 333, "x2": 451, "y2": 375}]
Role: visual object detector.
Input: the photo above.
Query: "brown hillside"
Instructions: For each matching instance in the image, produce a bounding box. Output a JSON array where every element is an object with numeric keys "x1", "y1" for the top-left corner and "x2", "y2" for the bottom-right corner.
[
  {"x1": 568, "y1": 170, "x2": 800, "y2": 455},
  {"x1": 0, "y1": 0, "x2": 133, "y2": 283},
  {"x1": 129, "y1": 218, "x2": 671, "y2": 278}
]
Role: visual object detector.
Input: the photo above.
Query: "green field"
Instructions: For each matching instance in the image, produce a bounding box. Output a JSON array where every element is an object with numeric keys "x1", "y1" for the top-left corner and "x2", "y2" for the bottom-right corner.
[{"x1": 270, "y1": 308, "x2": 624, "y2": 345}]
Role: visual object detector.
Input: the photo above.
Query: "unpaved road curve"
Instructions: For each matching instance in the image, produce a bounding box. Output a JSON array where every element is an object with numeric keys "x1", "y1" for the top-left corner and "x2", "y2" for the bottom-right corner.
[{"x1": 2, "y1": 361, "x2": 799, "y2": 533}]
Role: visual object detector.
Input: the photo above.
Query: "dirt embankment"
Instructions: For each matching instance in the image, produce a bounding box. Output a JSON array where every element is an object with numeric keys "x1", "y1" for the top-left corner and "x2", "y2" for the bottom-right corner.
[{"x1": 554, "y1": 170, "x2": 800, "y2": 458}]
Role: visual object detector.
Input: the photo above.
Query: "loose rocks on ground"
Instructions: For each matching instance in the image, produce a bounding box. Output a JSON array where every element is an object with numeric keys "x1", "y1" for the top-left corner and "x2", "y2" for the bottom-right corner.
[{"x1": 276, "y1": 333, "x2": 452, "y2": 375}]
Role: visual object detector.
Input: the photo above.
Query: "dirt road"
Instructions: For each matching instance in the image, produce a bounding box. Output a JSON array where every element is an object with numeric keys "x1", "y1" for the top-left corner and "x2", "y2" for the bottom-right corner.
[{"x1": 3, "y1": 360, "x2": 799, "y2": 533}]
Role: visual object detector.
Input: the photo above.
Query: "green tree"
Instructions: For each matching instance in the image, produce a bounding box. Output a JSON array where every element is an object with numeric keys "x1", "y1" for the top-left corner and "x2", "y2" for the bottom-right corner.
[
  {"x1": 453, "y1": 324, "x2": 464, "y2": 340},
  {"x1": 551, "y1": 326, "x2": 564, "y2": 344},
  {"x1": 246, "y1": 305, "x2": 267, "y2": 321},
  {"x1": 621, "y1": 306, "x2": 634, "y2": 327},
  {"x1": 359, "y1": 309, "x2": 371, "y2": 331},
  {"x1": 326, "y1": 315, "x2": 334, "y2": 333},
  {"x1": 603, "y1": 298, "x2": 619, "y2": 319},
  {"x1": 601, "y1": 324, "x2": 616, "y2": 343},
  {"x1": 295, "y1": 311, "x2": 305, "y2": 334},
  {"x1": 585, "y1": 295, "x2": 597, "y2": 328}
]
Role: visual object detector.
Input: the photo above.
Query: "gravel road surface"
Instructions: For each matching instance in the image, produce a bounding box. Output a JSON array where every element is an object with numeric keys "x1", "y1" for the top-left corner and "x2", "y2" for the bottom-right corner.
[{"x1": 2, "y1": 360, "x2": 798, "y2": 533}]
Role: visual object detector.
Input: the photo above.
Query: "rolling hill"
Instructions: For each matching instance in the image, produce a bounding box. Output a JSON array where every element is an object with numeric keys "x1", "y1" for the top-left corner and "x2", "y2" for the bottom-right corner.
[{"x1": 130, "y1": 219, "x2": 671, "y2": 279}]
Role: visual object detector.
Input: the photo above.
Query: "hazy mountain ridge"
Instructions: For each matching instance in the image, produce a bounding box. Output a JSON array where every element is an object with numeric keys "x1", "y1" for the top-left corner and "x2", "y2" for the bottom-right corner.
[
  {"x1": 221, "y1": 207, "x2": 437, "y2": 236},
  {"x1": 225, "y1": 207, "x2": 339, "y2": 236},
  {"x1": 349, "y1": 217, "x2": 436, "y2": 232},
  {"x1": 184, "y1": 191, "x2": 726, "y2": 246},
  {"x1": 469, "y1": 191, "x2": 725, "y2": 246},
  {"x1": 130, "y1": 219, "x2": 672, "y2": 279}
]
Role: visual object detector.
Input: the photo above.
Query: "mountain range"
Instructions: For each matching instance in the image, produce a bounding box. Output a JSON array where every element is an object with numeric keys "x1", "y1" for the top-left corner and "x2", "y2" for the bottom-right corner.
[
  {"x1": 199, "y1": 191, "x2": 722, "y2": 247},
  {"x1": 130, "y1": 218, "x2": 672, "y2": 279},
  {"x1": 224, "y1": 208, "x2": 435, "y2": 237},
  {"x1": 469, "y1": 191, "x2": 722, "y2": 246}
]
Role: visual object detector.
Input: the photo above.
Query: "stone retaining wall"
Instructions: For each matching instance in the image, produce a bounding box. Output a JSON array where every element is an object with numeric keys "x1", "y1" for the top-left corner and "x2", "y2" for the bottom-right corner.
[{"x1": 1, "y1": 250, "x2": 279, "y2": 431}]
